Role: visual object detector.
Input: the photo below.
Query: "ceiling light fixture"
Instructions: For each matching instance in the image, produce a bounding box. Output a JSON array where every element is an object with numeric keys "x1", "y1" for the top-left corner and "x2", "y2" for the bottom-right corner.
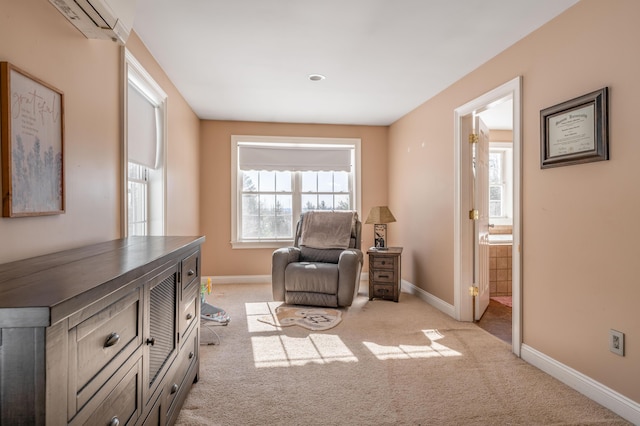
[{"x1": 308, "y1": 74, "x2": 326, "y2": 82}]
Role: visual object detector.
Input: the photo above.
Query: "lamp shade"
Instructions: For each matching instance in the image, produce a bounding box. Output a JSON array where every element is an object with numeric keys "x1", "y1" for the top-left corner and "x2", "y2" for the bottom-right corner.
[{"x1": 365, "y1": 206, "x2": 396, "y2": 224}]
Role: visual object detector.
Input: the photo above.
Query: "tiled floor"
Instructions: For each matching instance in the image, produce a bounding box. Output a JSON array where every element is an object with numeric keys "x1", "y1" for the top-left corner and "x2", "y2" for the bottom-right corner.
[{"x1": 477, "y1": 298, "x2": 512, "y2": 344}]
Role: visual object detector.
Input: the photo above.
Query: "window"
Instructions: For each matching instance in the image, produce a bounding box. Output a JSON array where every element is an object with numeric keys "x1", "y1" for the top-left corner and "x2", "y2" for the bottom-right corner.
[
  {"x1": 124, "y1": 49, "x2": 167, "y2": 236},
  {"x1": 128, "y1": 162, "x2": 148, "y2": 235},
  {"x1": 231, "y1": 136, "x2": 361, "y2": 248},
  {"x1": 488, "y1": 143, "x2": 513, "y2": 224}
]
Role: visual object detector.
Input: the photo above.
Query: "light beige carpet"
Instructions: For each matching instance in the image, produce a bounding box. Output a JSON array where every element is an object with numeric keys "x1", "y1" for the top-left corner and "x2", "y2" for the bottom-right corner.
[{"x1": 177, "y1": 283, "x2": 630, "y2": 425}]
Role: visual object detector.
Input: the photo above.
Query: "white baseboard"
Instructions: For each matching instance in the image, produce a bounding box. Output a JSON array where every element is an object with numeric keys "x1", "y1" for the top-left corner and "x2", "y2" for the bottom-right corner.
[
  {"x1": 401, "y1": 279, "x2": 456, "y2": 318},
  {"x1": 202, "y1": 275, "x2": 271, "y2": 285},
  {"x1": 203, "y1": 274, "x2": 370, "y2": 286},
  {"x1": 204, "y1": 275, "x2": 455, "y2": 317},
  {"x1": 521, "y1": 344, "x2": 640, "y2": 424}
]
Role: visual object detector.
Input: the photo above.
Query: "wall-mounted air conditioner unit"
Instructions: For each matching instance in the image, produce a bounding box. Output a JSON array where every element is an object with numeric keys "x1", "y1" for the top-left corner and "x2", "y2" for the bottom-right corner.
[{"x1": 49, "y1": 0, "x2": 137, "y2": 45}]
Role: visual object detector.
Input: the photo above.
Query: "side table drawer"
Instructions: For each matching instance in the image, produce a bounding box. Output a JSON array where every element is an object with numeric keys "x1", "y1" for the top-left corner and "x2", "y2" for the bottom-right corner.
[
  {"x1": 372, "y1": 270, "x2": 395, "y2": 283},
  {"x1": 368, "y1": 247, "x2": 402, "y2": 303},
  {"x1": 372, "y1": 284, "x2": 395, "y2": 300},
  {"x1": 372, "y1": 257, "x2": 395, "y2": 269}
]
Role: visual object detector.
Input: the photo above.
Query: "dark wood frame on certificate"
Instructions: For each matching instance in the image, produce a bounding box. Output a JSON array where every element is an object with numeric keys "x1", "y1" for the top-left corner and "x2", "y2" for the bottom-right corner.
[
  {"x1": 540, "y1": 87, "x2": 608, "y2": 169},
  {"x1": 1, "y1": 62, "x2": 65, "y2": 217}
]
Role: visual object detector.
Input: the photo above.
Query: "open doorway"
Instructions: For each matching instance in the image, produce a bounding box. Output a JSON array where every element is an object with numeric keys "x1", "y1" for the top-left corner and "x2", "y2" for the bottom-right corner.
[
  {"x1": 476, "y1": 99, "x2": 514, "y2": 344},
  {"x1": 453, "y1": 77, "x2": 522, "y2": 356}
]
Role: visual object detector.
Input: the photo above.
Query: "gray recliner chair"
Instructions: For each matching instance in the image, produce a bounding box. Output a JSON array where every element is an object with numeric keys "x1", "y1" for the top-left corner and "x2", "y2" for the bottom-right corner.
[{"x1": 272, "y1": 211, "x2": 363, "y2": 308}]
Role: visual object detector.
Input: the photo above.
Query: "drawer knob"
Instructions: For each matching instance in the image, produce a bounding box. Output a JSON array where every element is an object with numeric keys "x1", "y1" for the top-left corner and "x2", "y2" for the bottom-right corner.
[
  {"x1": 189, "y1": 351, "x2": 194, "y2": 359},
  {"x1": 146, "y1": 337, "x2": 155, "y2": 346},
  {"x1": 170, "y1": 383, "x2": 179, "y2": 394},
  {"x1": 109, "y1": 416, "x2": 120, "y2": 426},
  {"x1": 379, "y1": 275, "x2": 389, "y2": 279},
  {"x1": 188, "y1": 269, "x2": 195, "y2": 276},
  {"x1": 104, "y1": 332, "x2": 120, "y2": 348},
  {"x1": 186, "y1": 313, "x2": 193, "y2": 320}
]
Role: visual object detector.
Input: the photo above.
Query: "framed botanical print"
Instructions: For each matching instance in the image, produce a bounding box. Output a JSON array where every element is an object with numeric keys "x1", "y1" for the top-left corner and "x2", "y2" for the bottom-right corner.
[{"x1": 1, "y1": 62, "x2": 65, "y2": 217}]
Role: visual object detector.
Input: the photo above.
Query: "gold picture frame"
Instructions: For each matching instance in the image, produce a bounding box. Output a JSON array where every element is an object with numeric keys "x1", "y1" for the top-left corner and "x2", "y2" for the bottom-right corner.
[{"x1": 1, "y1": 62, "x2": 65, "y2": 217}]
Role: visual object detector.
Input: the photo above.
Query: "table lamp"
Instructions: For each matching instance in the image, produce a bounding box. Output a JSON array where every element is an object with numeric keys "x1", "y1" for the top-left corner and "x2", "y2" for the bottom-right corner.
[{"x1": 365, "y1": 206, "x2": 396, "y2": 249}]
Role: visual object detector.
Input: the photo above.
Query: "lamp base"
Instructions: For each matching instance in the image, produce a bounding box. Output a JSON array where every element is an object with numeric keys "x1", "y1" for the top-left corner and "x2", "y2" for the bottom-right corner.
[{"x1": 373, "y1": 224, "x2": 387, "y2": 250}]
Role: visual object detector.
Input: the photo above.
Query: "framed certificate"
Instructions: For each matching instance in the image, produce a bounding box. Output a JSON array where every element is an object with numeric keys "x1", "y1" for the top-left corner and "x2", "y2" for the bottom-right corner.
[{"x1": 540, "y1": 87, "x2": 608, "y2": 169}]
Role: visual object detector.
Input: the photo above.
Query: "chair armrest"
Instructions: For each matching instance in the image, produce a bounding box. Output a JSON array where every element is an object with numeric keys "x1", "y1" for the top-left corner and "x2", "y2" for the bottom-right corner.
[
  {"x1": 272, "y1": 247, "x2": 301, "y2": 301},
  {"x1": 337, "y1": 249, "x2": 363, "y2": 306}
]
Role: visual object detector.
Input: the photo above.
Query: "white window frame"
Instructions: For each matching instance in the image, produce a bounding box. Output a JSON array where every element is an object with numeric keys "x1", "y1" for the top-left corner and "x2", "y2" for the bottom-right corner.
[
  {"x1": 122, "y1": 48, "x2": 168, "y2": 237},
  {"x1": 230, "y1": 135, "x2": 361, "y2": 249},
  {"x1": 127, "y1": 162, "x2": 149, "y2": 235},
  {"x1": 489, "y1": 142, "x2": 513, "y2": 225}
]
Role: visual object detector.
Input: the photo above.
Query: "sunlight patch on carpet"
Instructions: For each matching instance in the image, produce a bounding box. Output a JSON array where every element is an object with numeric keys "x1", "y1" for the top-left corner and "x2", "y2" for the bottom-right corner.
[
  {"x1": 363, "y1": 329, "x2": 462, "y2": 360},
  {"x1": 251, "y1": 334, "x2": 358, "y2": 368}
]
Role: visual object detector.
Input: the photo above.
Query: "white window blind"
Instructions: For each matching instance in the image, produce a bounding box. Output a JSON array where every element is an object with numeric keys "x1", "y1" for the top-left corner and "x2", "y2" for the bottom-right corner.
[
  {"x1": 238, "y1": 144, "x2": 352, "y2": 172},
  {"x1": 127, "y1": 82, "x2": 158, "y2": 169}
]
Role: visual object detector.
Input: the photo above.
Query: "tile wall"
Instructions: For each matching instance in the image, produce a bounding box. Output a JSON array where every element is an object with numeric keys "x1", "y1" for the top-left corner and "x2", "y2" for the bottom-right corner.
[{"x1": 489, "y1": 244, "x2": 512, "y2": 296}]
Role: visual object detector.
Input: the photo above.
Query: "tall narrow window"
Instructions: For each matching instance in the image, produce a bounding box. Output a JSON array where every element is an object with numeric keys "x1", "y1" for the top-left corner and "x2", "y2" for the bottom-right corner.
[
  {"x1": 124, "y1": 50, "x2": 167, "y2": 236},
  {"x1": 128, "y1": 162, "x2": 148, "y2": 235},
  {"x1": 489, "y1": 150, "x2": 504, "y2": 218},
  {"x1": 231, "y1": 136, "x2": 361, "y2": 248},
  {"x1": 488, "y1": 143, "x2": 513, "y2": 223}
]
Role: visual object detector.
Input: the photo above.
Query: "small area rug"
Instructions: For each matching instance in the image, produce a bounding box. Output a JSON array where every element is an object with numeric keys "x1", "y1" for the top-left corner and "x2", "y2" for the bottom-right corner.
[
  {"x1": 258, "y1": 305, "x2": 342, "y2": 331},
  {"x1": 491, "y1": 296, "x2": 512, "y2": 308}
]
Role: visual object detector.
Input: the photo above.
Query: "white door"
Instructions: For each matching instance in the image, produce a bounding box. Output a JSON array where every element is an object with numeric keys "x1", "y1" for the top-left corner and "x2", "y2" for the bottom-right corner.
[{"x1": 473, "y1": 116, "x2": 490, "y2": 320}]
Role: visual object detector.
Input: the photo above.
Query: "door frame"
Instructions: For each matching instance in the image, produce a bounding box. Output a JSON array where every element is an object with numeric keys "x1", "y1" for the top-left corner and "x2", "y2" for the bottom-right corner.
[{"x1": 453, "y1": 76, "x2": 522, "y2": 356}]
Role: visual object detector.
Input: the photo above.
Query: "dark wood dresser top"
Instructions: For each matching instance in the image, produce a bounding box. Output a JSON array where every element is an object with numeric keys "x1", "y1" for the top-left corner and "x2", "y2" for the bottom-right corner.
[{"x1": 0, "y1": 236, "x2": 205, "y2": 326}]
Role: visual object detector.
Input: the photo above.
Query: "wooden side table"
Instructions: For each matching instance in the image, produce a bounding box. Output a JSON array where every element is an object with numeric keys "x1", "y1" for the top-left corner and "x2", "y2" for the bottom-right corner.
[{"x1": 367, "y1": 247, "x2": 402, "y2": 302}]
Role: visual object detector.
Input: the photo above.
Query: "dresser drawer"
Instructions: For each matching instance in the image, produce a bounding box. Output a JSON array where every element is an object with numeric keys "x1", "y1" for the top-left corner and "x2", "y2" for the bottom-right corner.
[
  {"x1": 70, "y1": 356, "x2": 142, "y2": 426},
  {"x1": 70, "y1": 288, "x2": 143, "y2": 412},
  {"x1": 372, "y1": 270, "x2": 395, "y2": 283},
  {"x1": 165, "y1": 331, "x2": 198, "y2": 418},
  {"x1": 181, "y1": 250, "x2": 200, "y2": 295},
  {"x1": 138, "y1": 391, "x2": 163, "y2": 426},
  {"x1": 179, "y1": 292, "x2": 199, "y2": 345}
]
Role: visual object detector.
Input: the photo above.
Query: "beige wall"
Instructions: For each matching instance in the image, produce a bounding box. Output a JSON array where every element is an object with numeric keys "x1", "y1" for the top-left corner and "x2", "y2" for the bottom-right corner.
[
  {"x1": 489, "y1": 129, "x2": 513, "y2": 143},
  {"x1": 199, "y1": 120, "x2": 388, "y2": 277},
  {"x1": 389, "y1": 0, "x2": 638, "y2": 403},
  {"x1": 0, "y1": 0, "x2": 200, "y2": 263}
]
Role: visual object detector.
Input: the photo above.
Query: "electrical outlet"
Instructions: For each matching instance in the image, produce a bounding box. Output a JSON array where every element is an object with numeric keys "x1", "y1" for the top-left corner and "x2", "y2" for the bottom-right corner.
[{"x1": 609, "y1": 329, "x2": 624, "y2": 356}]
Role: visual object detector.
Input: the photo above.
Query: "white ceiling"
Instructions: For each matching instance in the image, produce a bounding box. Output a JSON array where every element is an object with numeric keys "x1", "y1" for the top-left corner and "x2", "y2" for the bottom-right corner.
[{"x1": 132, "y1": 0, "x2": 578, "y2": 127}]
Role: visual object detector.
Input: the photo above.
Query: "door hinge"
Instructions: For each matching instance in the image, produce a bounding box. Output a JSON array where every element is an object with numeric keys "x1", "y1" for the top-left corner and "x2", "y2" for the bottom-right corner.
[
  {"x1": 469, "y1": 286, "x2": 479, "y2": 297},
  {"x1": 469, "y1": 209, "x2": 478, "y2": 220},
  {"x1": 469, "y1": 133, "x2": 478, "y2": 144}
]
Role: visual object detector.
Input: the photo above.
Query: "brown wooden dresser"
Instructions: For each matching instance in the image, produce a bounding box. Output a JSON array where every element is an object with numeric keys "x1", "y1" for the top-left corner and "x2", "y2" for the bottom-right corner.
[
  {"x1": 367, "y1": 247, "x2": 402, "y2": 302},
  {"x1": 0, "y1": 236, "x2": 204, "y2": 425}
]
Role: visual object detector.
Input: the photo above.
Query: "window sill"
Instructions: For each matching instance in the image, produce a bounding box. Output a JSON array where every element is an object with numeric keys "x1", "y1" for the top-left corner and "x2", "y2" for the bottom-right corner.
[{"x1": 231, "y1": 240, "x2": 294, "y2": 250}]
